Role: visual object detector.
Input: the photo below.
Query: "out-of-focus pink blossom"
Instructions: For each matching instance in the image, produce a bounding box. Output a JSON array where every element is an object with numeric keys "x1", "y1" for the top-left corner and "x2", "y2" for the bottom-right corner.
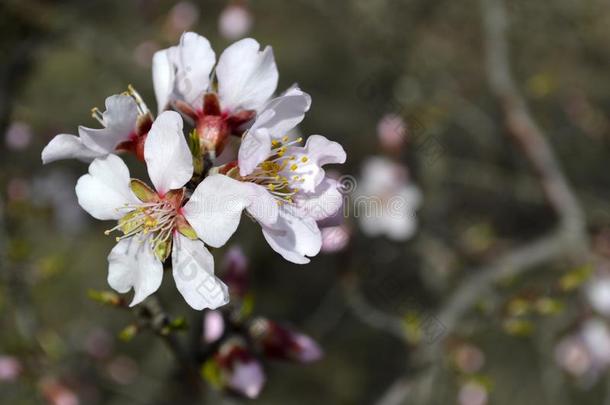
[
  {"x1": 555, "y1": 318, "x2": 610, "y2": 381},
  {"x1": 0, "y1": 356, "x2": 22, "y2": 382},
  {"x1": 251, "y1": 319, "x2": 323, "y2": 363},
  {"x1": 320, "y1": 225, "x2": 350, "y2": 253},
  {"x1": 84, "y1": 328, "x2": 113, "y2": 360},
  {"x1": 454, "y1": 344, "x2": 485, "y2": 374},
  {"x1": 228, "y1": 360, "x2": 265, "y2": 399},
  {"x1": 219, "y1": 4, "x2": 253, "y2": 40},
  {"x1": 106, "y1": 356, "x2": 139, "y2": 385},
  {"x1": 458, "y1": 381, "x2": 488, "y2": 405},
  {"x1": 7, "y1": 177, "x2": 30, "y2": 202},
  {"x1": 40, "y1": 378, "x2": 79, "y2": 405},
  {"x1": 377, "y1": 114, "x2": 406, "y2": 152},
  {"x1": 133, "y1": 41, "x2": 160, "y2": 68},
  {"x1": 204, "y1": 310, "x2": 226, "y2": 343},
  {"x1": 5, "y1": 121, "x2": 32, "y2": 151},
  {"x1": 555, "y1": 335, "x2": 592, "y2": 377},
  {"x1": 222, "y1": 246, "x2": 249, "y2": 297},
  {"x1": 165, "y1": 2, "x2": 200, "y2": 39},
  {"x1": 216, "y1": 339, "x2": 266, "y2": 399}
]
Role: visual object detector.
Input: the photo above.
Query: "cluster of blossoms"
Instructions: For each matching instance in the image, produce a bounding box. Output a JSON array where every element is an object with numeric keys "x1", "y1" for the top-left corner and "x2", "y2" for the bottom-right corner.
[
  {"x1": 42, "y1": 32, "x2": 346, "y2": 310},
  {"x1": 201, "y1": 247, "x2": 322, "y2": 398}
]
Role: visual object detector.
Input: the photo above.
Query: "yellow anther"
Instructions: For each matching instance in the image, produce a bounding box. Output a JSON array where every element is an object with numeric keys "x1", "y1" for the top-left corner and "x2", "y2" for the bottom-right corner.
[
  {"x1": 268, "y1": 184, "x2": 276, "y2": 191},
  {"x1": 301, "y1": 156, "x2": 309, "y2": 163},
  {"x1": 282, "y1": 136, "x2": 289, "y2": 142},
  {"x1": 290, "y1": 164, "x2": 298, "y2": 171},
  {"x1": 296, "y1": 137, "x2": 303, "y2": 143},
  {"x1": 289, "y1": 155, "x2": 296, "y2": 161},
  {"x1": 104, "y1": 230, "x2": 111, "y2": 235},
  {"x1": 115, "y1": 237, "x2": 121, "y2": 242},
  {"x1": 271, "y1": 140, "x2": 281, "y2": 147}
]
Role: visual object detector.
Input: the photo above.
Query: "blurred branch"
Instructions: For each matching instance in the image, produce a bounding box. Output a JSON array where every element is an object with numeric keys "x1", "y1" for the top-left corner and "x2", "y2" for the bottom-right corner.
[
  {"x1": 342, "y1": 275, "x2": 407, "y2": 342},
  {"x1": 379, "y1": 0, "x2": 592, "y2": 403}
]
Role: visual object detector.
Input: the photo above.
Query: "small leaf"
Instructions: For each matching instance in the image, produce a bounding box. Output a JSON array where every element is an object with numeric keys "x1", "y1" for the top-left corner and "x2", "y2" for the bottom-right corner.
[{"x1": 88, "y1": 289, "x2": 122, "y2": 306}]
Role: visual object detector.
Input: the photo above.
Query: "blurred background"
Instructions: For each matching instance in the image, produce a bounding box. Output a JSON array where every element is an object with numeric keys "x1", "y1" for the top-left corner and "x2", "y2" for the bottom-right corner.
[{"x1": 1, "y1": 0, "x2": 610, "y2": 404}]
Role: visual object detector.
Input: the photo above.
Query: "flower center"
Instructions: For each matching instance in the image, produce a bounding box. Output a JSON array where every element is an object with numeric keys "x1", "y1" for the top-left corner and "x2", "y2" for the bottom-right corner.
[
  {"x1": 244, "y1": 136, "x2": 309, "y2": 205},
  {"x1": 105, "y1": 200, "x2": 179, "y2": 259}
]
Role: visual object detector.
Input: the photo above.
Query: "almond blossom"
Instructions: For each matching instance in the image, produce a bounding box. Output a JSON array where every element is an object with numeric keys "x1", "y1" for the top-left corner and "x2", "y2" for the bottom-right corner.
[
  {"x1": 74, "y1": 111, "x2": 259, "y2": 309},
  {"x1": 42, "y1": 88, "x2": 152, "y2": 164},
  {"x1": 152, "y1": 32, "x2": 279, "y2": 156},
  {"x1": 201, "y1": 91, "x2": 346, "y2": 264},
  {"x1": 355, "y1": 156, "x2": 422, "y2": 241}
]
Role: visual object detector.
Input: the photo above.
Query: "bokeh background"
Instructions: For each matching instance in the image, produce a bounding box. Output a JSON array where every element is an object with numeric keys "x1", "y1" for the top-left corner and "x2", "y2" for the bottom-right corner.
[{"x1": 2, "y1": 0, "x2": 610, "y2": 404}]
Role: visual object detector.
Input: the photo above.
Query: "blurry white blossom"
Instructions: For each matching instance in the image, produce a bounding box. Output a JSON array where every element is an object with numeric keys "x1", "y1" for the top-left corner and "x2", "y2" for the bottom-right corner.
[
  {"x1": 219, "y1": 3, "x2": 253, "y2": 40},
  {"x1": 586, "y1": 273, "x2": 610, "y2": 317},
  {"x1": 458, "y1": 381, "x2": 488, "y2": 405},
  {"x1": 555, "y1": 318, "x2": 610, "y2": 383},
  {"x1": 355, "y1": 156, "x2": 422, "y2": 241}
]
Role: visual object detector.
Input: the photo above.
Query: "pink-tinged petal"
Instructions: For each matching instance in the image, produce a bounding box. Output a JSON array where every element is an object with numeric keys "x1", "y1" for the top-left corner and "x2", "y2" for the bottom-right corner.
[
  {"x1": 295, "y1": 177, "x2": 343, "y2": 221},
  {"x1": 75, "y1": 155, "x2": 139, "y2": 220},
  {"x1": 320, "y1": 225, "x2": 350, "y2": 253},
  {"x1": 152, "y1": 47, "x2": 176, "y2": 114},
  {"x1": 79, "y1": 95, "x2": 139, "y2": 153},
  {"x1": 254, "y1": 86, "x2": 312, "y2": 137},
  {"x1": 204, "y1": 310, "x2": 225, "y2": 343},
  {"x1": 222, "y1": 246, "x2": 250, "y2": 297},
  {"x1": 175, "y1": 32, "x2": 216, "y2": 110},
  {"x1": 216, "y1": 38, "x2": 278, "y2": 112},
  {"x1": 0, "y1": 356, "x2": 22, "y2": 382},
  {"x1": 107, "y1": 237, "x2": 163, "y2": 307},
  {"x1": 182, "y1": 174, "x2": 251, "y2": 248},
  {"x1": 262, "y1": 208, "x2": 322, "y2": 264},
  {"x1": 171, "y1": 233, "x2": 229, "y2": 310},
  {"x1": 228, "y1": 360, "x2": 265, "y2": 399},
  {"x1": 238, "y1": 124, "x2": 272, "y2": 177},
  {"x1": 42, "y1": 134, "x2": 104, "y2": 164},
  {"x1": 144, "y1": 111, "x2": 193, "y2": 194}
]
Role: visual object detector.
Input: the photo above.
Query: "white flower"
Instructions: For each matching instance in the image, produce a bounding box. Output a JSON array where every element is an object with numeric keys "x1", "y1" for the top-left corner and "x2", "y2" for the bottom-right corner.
[
  {"x1": 152, "y1": 32, "x2": 281, "y2": 155},
  {"x1": 75, "y1": 111, "x2": 254, "y2": 309},
  {"x1": 153, "y1": 31, "x2": 277, "y2": 115},
  {"x1": 203, "y1": 92, "x2": 346, "y2": 264},
  {"x1": 355, "y1": 156, "x2": 422, "y2": 241},
  {"x1": 42, "y1": 89, "x2": 152, "y2": 164}
]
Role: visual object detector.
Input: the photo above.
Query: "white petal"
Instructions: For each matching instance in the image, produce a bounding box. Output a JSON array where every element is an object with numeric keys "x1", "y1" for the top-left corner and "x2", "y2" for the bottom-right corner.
[
  {"x1": 175, "y1": 32, "x2": 216, "y2": 110},
  {"x1": 107, "y1": 237, "x2": 163, "y2": 307},
  {"x1": 256, "y1": 86, "x2": 311, "y2": 135},
  {"x1": 41, "y1": 134, "x2": 104, "y2": 164},
  {"x1": 182, "y1": 174, "x2": 251, "y2": 248},
  {"x1": 238, "y1": 126, "x2": 272, "y2": 176},
  {"x1": 79, "y1": 95, "x2": 139, "y2": 153},
  {"x1": 295, "y1": 178, "x2": 344, "y2": 221},
  {"x1": 172, "y1": 233, "x2": 229, "y2": 310},
  {"x1": 75, "y1": 155, "x2": 139, "y2": 220},
  {"x1": 217, "y1": 38, "x2": 278, "y2": 112},
  {"x1": 285, "y1": 135, "x2": 347, "y2": 192},
  {"x1": 152, "y1": 47, "x2": 176, "y2": 114},
  {"x1": 245, "y1": 183, "x2": 279, "y2": 227},
  {"x1": 304, "y1": 134, "x2": 347, "y2": 166},
  {"x1": 144, "y1": 111, "x2": 193, "y2": 194},
  {"x1": 262, "y1": 208, "x2": 322, "y2": 264}
]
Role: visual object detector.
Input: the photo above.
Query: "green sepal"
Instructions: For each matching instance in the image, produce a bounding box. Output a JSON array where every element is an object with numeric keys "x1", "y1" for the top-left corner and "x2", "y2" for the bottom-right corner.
[
  {"x1": 177, "y1": 216, "x2": 198, "y2": 240},
  {"x1": 130, "y1": 179, "x2": 157, "y2": 202},
  {"x1": 154, "y1": 239, "x2": 172, "y2": 262}
]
